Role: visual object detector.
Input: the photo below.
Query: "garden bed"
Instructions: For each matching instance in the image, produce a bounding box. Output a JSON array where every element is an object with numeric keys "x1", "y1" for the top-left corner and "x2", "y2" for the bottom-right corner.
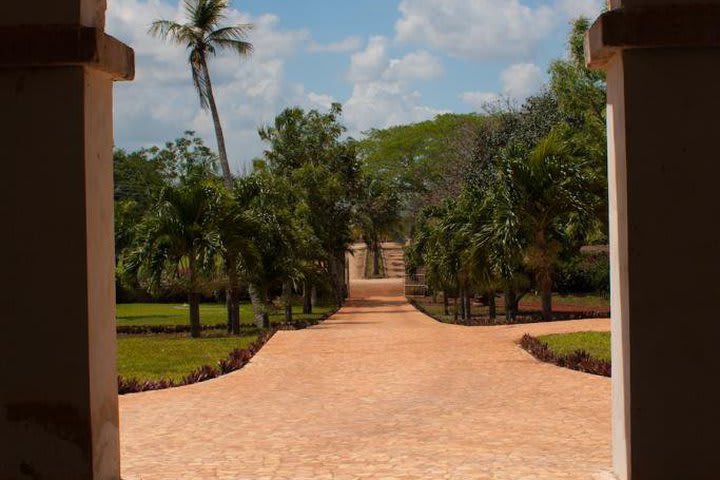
[
  {"x1": 520, "y1": 332, "x2": 611, "y2": 377},
  {"x1": 409, "y1": 294, "x2": 609, "y2": 326}
]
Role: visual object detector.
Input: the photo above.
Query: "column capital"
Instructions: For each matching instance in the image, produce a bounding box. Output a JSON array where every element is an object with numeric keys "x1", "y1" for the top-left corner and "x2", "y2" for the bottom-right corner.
[
  {"x1": 0, "y1": 25, "x2": 134, "y2": 80},
  {"x1": 585, "y1": 5, "x2": 720, "y2": 69}
]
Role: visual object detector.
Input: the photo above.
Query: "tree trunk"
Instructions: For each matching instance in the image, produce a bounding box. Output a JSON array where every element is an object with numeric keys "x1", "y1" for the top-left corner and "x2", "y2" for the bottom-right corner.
[
  {"x1": 459, "y1": 286, "x2": 466, "y2": 321},
  {"x1": 329, "y1": 253, "x2": 345, "y2": 308},
  {"x1": 464, "y1": 289, "x2": 472, "y2": 321},
  {"x1": 201, "y1": 56, "x2": 233, "y2": 189},
  {"x1": 443, "y1": 292, "x2": 450, "y2": 316},
  {"x1": 488, "y1": 290, "x2": 497, "y2": 321},
  {"x1": 372, "y1": 242, "x2": 381, "y2": 277},
  {"x1": 505, "y1": 287, "x2": 517, "y2": 323},
  {"x1": 248, "y1": 283, "x2": 269, "y2": 329},
  {"x1": 188, "y1": 292, "x2": 201, "y2": 339},
  {"x1": 302, "y1": 279, "x2": 313, "y2": 314},
  {"x1": 453, "y1": 295, "x2": 459, "y2": 323},
  {"x1": 283, "y1": 280, "x2": 293, "y2": 324},
  {"x1": 540, "y1": 271, "x2": 553, "y2": 322},
  {"x1": 226, "y1": 257, "x2": 241, "y2": 335},
  {"x1": 311, "y1": 284, "x2": 317, "y2": 308}
]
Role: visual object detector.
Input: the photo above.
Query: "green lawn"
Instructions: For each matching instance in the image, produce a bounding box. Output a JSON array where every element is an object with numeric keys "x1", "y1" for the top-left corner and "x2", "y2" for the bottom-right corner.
[
  {"x1": 537, "y1": 331, "x2": 611, "y2": 361},
  {"x1": 116, "y1": 302, "x2": 335, "y2": 327},
  {"x1": 117, "y1": 332, "x2": 258, "y2": 381}
]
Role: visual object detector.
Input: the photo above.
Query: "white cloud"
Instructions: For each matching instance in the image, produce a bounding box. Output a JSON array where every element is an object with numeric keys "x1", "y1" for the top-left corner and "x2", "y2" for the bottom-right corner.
[
  {"x1": 347, "y1": 36, "x2": 389, "y2": 83},
  {"x1": 384, "y1": 50, "x2": 444, "y2": 81},
  {"x1": 555, "y1": 0, "x2": 603, "y2": 20},
  {"x1": 395, "y1": 0, "x2": 604, "y2": 61},
  {"x1": 461, "y1": 62, "x2": 544, "y2": 110},
  {"x1": 343, "y1": 37, "x2": 446, "y2": 135},
  {"x1": 395, "y1": 0, "x2": 555, "y2": 60},
  {"x1": 500, "y1": 63, "x2": 544, "y2": 99},
  {"x1": 108, "y1": 0, "x2": 313, "y2": 172},
  {"x1": 308, "y1": 36, "x2": 363, "y2": 53}
]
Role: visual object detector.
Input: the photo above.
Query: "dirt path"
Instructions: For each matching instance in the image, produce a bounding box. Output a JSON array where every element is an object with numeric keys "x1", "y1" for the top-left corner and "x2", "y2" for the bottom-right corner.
[{"x1": 120, "y1": 273, "x2": 613, "y2": 479}]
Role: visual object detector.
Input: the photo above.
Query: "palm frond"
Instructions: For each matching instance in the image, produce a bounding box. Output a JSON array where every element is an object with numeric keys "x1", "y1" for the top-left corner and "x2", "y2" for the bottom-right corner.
[{"x1": 148, "y1": 20, "x2": 198, "y2": 45}]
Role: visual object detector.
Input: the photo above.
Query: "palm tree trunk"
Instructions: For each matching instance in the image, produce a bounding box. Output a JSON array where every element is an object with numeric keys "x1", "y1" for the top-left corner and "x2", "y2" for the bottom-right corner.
[
  {"x1": 249, "y1": 283, "x2": 269, "y2": 329},
  {"x1": 283, "y1": 280, "x2": 293, "y2": 324},
  {"x1": 226, "y1": 255, "x2": 242, "y2": 335},
  {"x1": 201, "y1": 57, "x2": 233, "y2": 188},
  {"x1": 465, "y1": 289, "x2": 472, "y2": 321},
  {"x1": 303, "y1": 279, "x2": 313, "y2": 314},
  {"x1": 443, "y1": 291, "x2": 450, "y2": 316},
  {"x1": 505, "y1": 287, "x2": 517, "y2": 323},
  {"x1": 540, "y1": 271, "x2": 553, "y2": 321},
  {"x1": 453, "y1": 294, "x2": 459, "y2": 323},
  {"x1": 188, "y1": 292, "x2": 201, "y2": 338},
  {"x1": 488, "y1": 290, "x2": 497, "y2": 321}
]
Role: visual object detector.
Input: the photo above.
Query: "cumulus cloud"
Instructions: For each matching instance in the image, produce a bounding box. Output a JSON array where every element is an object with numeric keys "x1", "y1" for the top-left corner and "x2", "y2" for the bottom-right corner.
[
  {"x1": 343, "y1": 37, "x2": 446, "y2": 135},
  {"x1": 395, "y1": 0, "x2": 604, "y2": 61},
  {"x1": 384, "y1": 50, "x2": 444, "y2": 81},
  {"x1": 555, "y1": 0, "x2": 603, "y2": 20},
  {"x1": 308, "y1": 36, "x2": 363, "y2": 53},
  {"x1": 461, "y1": 62, "x2": 544, "y2": 110},
  {"x1": 395, "y1": 0, "x2": 555, "y2": 60},
  {"x1": 108, "y1": 0, "x2": 314, "y2": 172}
]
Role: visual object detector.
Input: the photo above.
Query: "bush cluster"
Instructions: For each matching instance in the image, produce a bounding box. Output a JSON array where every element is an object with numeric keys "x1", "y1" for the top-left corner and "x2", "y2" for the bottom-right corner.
[{"x1": 555, "y1": 253, "x2": 610, "y2": 296}]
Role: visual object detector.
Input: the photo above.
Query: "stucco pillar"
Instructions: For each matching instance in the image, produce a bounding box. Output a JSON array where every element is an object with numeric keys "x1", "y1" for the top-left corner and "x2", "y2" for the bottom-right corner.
[
  {"x1": 0, "y1": 1, "x2": 133, "y2": 479},
  {"x1": 587, "y1": 3, "x2": 720, "y2": 479}
]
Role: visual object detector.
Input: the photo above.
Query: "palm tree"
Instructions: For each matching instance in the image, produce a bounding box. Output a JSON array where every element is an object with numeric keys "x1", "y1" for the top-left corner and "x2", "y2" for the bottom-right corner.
[
  {"x1": 149, "y1": 0, "x2": 253, "y2": 188},
  {"x1": 490, "y1": 131, "x2": 592, "y2": 321},
  {"x1": 124, "y1": 181, "x2": 222, "y2": 337}
]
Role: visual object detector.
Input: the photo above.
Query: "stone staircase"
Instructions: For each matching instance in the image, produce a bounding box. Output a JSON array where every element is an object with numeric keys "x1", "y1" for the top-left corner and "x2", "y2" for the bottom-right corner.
[{"x1": 381, "y1": 243, "x2": 405, "y2": 279}]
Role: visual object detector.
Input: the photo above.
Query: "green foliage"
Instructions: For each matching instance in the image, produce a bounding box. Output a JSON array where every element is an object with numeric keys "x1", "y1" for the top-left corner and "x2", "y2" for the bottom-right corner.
[
  {"x1": 555, "y1": 253, "x2": 610, "y2": 296},
  {"x1": 358, "y1": 113, "x2": 485, "y2": 225},
  {"x1": 117, "y1": 333, "x2": 258, "y2": 382},
  {"x1": 537, "y1": 331, "x2": 611, "y2": 362}
]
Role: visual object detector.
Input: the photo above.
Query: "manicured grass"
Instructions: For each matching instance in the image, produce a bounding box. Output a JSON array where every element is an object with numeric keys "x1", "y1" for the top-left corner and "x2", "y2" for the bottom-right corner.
[
  {"x1": 116, "y1": 302, "x2": 335, "y2": 327},
  {"x1": 117, "y1": 332, "x2": 259, "y2": 381},
  {"x1": 537, "y1": 331, "x2": 611, "y2": 362}
]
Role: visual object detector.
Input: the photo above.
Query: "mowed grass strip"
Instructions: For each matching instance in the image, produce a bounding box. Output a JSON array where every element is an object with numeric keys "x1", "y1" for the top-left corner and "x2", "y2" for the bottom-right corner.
[
  {"x1": 116, "y1": 302, "x2": 336, "y2": 327},
  {"x1": 117, "y1": 332, "x2": 259, "y2": 382},
  {"x1": 536, "y1": 331, "x2": 611, "y2": 362}
]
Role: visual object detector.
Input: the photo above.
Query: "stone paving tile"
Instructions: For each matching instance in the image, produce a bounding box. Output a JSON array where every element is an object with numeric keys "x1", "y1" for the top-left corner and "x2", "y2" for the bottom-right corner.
[{"x1": 120, "y1": 277, "x2": 613, "y2": 480}]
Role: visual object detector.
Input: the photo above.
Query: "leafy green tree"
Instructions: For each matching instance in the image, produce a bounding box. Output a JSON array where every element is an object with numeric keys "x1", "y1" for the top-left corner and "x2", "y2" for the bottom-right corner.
[
  {"x1": 150, "y1": 0, "x2": 253, "y2": 186},
  {"x1": 355, "y1": 174, "x2": 402, "y2": 276},
  {"x1": 124, "y1": 180, "x2": 222, "y2": 337},
  {"x1": 259, "y1": 104, "x2": 361, "y2": 308}
]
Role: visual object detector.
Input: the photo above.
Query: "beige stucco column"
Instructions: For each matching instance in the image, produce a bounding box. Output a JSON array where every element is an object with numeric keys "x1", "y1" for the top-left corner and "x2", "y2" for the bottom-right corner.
[
  {"x1": 0, "y1": 1, "x2": 133, "y2": 478},
  {"x1": 587, "y1": 3, "x2": 720, "y2": 479}
]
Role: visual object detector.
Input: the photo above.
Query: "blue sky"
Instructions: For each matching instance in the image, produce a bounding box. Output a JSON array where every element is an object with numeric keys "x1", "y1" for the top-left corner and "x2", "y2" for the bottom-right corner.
[{"x1": 108, "y1": 0, "x2": 603, "y2": 171}]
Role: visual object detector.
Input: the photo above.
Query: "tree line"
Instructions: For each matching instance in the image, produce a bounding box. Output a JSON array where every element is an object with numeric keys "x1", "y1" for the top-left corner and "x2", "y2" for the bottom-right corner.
[
  {"x1": 392, "y1": 18, "x2": 609, "y2": 322},
  {"x1": 115, "y1": 106, "x2": 397, "y2": 337}
]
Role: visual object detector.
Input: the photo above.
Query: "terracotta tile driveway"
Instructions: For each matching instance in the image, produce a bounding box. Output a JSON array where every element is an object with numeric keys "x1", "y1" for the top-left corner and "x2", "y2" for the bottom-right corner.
[{"x1": 120, "y1": 278, "x2": 614, "y2": 480}]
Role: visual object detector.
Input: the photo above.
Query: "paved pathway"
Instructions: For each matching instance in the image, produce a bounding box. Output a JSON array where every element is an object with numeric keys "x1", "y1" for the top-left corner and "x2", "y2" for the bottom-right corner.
[{"x1": 120, "y1": 275, "x2": 613, "y2": 479}]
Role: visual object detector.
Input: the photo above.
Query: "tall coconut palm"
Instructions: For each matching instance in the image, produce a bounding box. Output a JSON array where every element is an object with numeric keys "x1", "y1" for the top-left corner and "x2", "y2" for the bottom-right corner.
[{"x1": 149, "y1": 0, "x2": 253, "y2": 188}]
